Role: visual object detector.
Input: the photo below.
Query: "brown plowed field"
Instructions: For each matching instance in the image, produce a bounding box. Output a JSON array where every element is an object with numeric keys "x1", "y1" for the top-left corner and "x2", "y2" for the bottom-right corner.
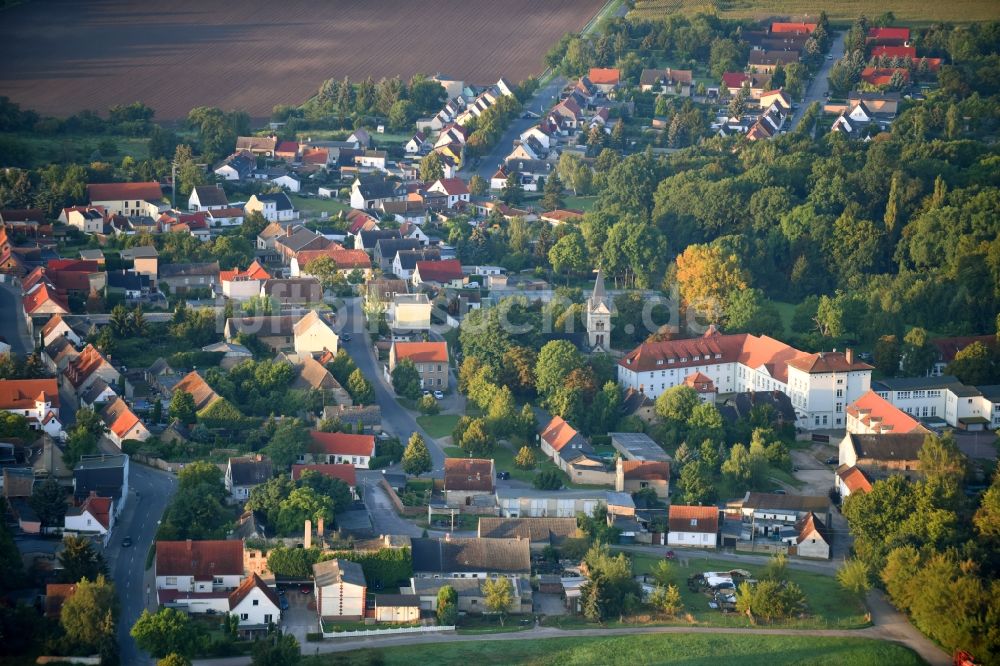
[{"x1": 0, "y1": 0, "x2": 605, "y2": 120}]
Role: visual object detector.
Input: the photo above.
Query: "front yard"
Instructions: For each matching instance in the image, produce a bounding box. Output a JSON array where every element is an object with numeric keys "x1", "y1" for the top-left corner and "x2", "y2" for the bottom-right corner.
[{"x1": 416, "y1": 414, "x2": 461, "y2": 439}]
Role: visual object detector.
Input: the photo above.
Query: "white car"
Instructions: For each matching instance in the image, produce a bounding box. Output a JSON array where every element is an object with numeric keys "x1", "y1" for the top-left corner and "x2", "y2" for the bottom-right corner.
[{"x1": 433, "y1": 390, "x2": 445, "y2": 400}]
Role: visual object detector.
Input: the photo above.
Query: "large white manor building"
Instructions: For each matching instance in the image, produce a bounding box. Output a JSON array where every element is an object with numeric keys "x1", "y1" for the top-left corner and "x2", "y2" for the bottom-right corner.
[{"x1": 617, "y1": 328, "x2": 873, "y2": 430}]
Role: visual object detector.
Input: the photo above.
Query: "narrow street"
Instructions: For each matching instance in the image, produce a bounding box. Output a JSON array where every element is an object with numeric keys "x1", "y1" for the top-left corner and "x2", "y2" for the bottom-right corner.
[
  {"x1": 789, "y1": 31, "x2": 847, "y2": 132},
  {"x1": 107, "y1": 463, "x2": 177, "y2": 665},
  {"x1": 0, "y1": 279, "x2": 34, "y2": 355},
  {"x1": 339, "y1": 297, "x2": 447, "y2": 474}
]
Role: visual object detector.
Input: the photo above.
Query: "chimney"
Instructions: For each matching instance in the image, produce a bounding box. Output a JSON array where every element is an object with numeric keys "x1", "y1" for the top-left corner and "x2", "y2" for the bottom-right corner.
[
  {"x1": 186, "y1": 538, "x2": 193, "y2": 552},
  {"x1": 444, "y1": 532, "x2": 451, "y2": 541},
  {"x1": 304, "y1": 519, "x2": 312, "y2": 549},
  {"x1": 317, "y1": 517, "x2": 325, "y2": 537},
  {"x1": 846, "y1": 348, "x2": 854, "y2": 364},
  {"x1": 286, "y1": 225, "x2": 294, "y2": 237}
]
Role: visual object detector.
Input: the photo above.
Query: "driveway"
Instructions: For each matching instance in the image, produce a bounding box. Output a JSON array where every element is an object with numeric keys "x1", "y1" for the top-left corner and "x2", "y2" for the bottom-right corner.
[
  {"x1": 0, "y1": 279, "x2": 33, "y2": 355},
  {"x1": 280, "y1": 589, "x2": 318, "y2": 647},
  {"x1": 788, "y1": 31, "x2": 847, "y2": 133},
  {"x1": 358, "y1": 471, "x2": 422, "y2": 538}
]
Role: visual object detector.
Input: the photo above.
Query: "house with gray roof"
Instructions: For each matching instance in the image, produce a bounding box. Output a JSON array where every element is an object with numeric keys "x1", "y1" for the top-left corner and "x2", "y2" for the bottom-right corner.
[{"x1": 410, "y1": 537, "x2": 530, "y2": 578}]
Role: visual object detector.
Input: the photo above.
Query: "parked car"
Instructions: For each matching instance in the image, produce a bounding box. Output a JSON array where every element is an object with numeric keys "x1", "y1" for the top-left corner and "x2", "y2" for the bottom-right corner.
[
  {"x1": 825, "y1": 456, "x2": 838, "y2": 465},
  {"x1": 772, "y1": 489, "x2": 787, "y2": 495},
  {"x1": 300, "y1": 585, "x2": 312, "y2": 594},
  {"x1": 121, "y1": 537, "x2": 132, "y2": 548},
  {"x1": 433, "y1": 390, "x2": 444, "y2": 400},
  {"x1": 496, "y1": 471, "x2": 510, "y2": 480},
  {"x1": 279, "y1": 596, "x2": 289, "y2": 610},
  {"x1": 341, "y1": 333, "x2": 352, "y2": 342}
]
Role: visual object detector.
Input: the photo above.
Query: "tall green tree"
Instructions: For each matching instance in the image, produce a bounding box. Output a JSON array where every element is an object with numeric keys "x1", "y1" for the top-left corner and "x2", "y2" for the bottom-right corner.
[
  {"x1": 391, "y1": 358, "x2": 422, "y2": 400},
  {"x1": 59, "y1": 535, "x2": 108, "y2": 583},
  {"x1": 131, "y1": 608, "x2": 202, "y2": 658},
  {"x1": 61, "y1": 575, "x2": 118, "y2": 651},
  {"x1": 169, "y1": 390, "x2": 197, "y2": 425},
  {"x1": 402, "y1": 432, "x2": 432, "y2": 476}
]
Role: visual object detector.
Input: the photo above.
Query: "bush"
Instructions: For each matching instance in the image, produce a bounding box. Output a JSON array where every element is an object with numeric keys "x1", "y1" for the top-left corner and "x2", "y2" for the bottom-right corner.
[
  {"x1": 417, "y1": 394, "x2": 440, "y2": 415},
  {"x1": 533, "y1": 469, "x2": 564, "y2": 490},
  {"x1": 306, "y1": 632, "x2": 324, "y2": 642}
]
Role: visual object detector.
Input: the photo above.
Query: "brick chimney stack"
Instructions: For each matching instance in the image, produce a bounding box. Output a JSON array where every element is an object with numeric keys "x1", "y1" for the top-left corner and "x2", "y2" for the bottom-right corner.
[
  {"x1": 304, "y1": 519, "x2": 312, "y2": 549},
  {"x1": 846, "y1": 348, "x2": 854, "y2": 364},
  {"x1": 317, "y1": 517, "x2": 325, "y2": 537}
]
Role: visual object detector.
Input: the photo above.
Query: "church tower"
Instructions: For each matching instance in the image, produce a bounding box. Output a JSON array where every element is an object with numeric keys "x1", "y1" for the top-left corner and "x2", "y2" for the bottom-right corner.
[{"x1": 586, "y1": 267, "x2": 611, "y2": 352}]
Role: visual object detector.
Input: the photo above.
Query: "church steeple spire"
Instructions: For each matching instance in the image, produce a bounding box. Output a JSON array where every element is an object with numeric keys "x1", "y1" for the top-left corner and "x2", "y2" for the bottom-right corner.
[{"x1": 591, "y1": 266, "x2": 607, "y2": 307}]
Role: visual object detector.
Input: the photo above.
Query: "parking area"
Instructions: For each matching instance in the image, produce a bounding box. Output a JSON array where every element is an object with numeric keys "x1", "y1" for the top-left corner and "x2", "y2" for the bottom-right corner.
[
  {"x1": 280, "y1": 587, "x2": 317, "y2": 644},
  {"x1": 533, "y1": 592, "x2": 566, "y2": 616}
]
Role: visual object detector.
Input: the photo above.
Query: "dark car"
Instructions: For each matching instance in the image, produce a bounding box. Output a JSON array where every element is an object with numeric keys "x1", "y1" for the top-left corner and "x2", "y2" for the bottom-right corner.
[
  {"x1": 825, "y1": 456, "x2": 838, "y2": 465},
  {"x1": 121, "y1": 537, "x2": 132, "y2": 548},
  {"x1": 279, "y1": 596, "x2": 289, "y2": 610},
  {"x1": 496, "y1": 471, "x2": 510, "y2": 480},
  {"x1": 342, "y1": 334, "x2": 352, "y2": 342}
]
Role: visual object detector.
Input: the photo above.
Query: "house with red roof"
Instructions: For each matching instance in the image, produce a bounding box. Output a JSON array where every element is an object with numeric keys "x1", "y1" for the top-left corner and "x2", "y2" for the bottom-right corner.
[
  {"x1": 929, "y1": 335, "x2": 997, "y2": 376},
  {"x1": 412, "y1": 259, "x2": 464, "y2": 289},
  {"x1": 220, "y1": 260, "x2": 272, "y2": 301},
  {"x1": 837, "y1": 431, "x2": 925, "y2": 498},
  {"x1": 65, "y1": 491, "x2": 114, "y2": 541},
  {"x1": 619, "y1": 328, "x2": 872, "y2": 430},
  {"x1": 588, "y1": 68, "x2": 621, "y2": 93},
  {"x1": 292, "y1": 463, "x2": 357, "y2": 496},
  {"x1": 721, "y1": 72, "x2": 770, "y2": 98},
  {"x1": 291, "y1": 246, "x2": 372, "y2": 280},
  {"x1": 63, "y1": 344, "x2": 121, "y2": 397},
  {"x1": 86, "y1": 181, "x2": 165, "y2": 218},
  {"x1": 155, "y1": 539, "x2": 245, "y2": 597},
  {"x1": 615, "y1": 459, "x2": 670, "y2": 499},
  {"x1": 836, "y1": 465, "x2": 874, "y2": 499},
  {"x1": 100, "y1": 397, "x2": 150, "y2": 447},
  {"x1": 539, "y1": 415, "x2": 608, "y2": 482},
  {"x1": 22, "y1": 278, "x2": 69, "y2": 319},
  {"x1": 867, "y1": 27, "x2": 910, "y2": 46},
  {"x1": 0, "y1": 378, "x2": 63, "y2": 437},
  {"x1": 846, "y1": 391, "x2": 929, "y2": 435},
  {"x1": 40, "y1": 313, "x2": 82, "y2": 347},
  {"x1": 389, "y1": 341, "x2": 449, "y2": 390},
  {"x1": 683, "y1": 371, "x2": 717, "y2": 403},
  {"x1": 61, "y1": 205, "x2": 106, "y2": 234},
  {"x1": 302, "y1": 431, "x2": 375, "y2": 468},
  {"x1": 771, "y1": 22, "x2": 816, "y2": 34},
  {"x1": 861, "y1": 67, "x2": 909, "y2": 87},
  {"x1": 667, "y1": 505, "x2": 719, "y2": 549},
  {"x1": 427, "y1": 178, "x2": 470, "y2": 208},
  {"x1": 275, "y1": 141, "x2": 301, "y2": 161}
]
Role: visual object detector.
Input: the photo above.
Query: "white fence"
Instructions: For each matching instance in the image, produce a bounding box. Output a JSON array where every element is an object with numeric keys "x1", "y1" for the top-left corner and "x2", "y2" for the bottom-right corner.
[{"x1": 320, "y1": 624, "x2": 455, "y2": 639}]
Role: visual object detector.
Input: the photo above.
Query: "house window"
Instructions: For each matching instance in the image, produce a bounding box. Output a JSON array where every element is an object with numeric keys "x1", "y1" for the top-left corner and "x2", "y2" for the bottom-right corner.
[
  {"x1": 264, "y1": 614, "x2": 273, "y2": 623},
  {"x1": 166, "y1": 577, "x2": 177, "y2": 586},
  {"x1": 836, "y1": 389, "x2": 843, "y2": 398},
  {"x1": 240, "y1": 613, "x2": 249, "y2": 621},
  {"x1": 253, "y1": 599, "x2": 259, "y2": 606},
  {"x1": 836, "y1": 403, "x2": 842, "y2": 413}
]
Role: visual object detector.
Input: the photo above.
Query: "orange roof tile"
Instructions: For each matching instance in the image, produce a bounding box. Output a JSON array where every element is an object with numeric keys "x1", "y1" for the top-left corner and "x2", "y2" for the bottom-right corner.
[
  {"x1": 307, "y1": 431, "x2": 375, "y2": 457},
  {"x1": 172, "y1": 371, "x2": 220, "y2": 411},
  {"x1": 291, "y1": 463, "x2": 357, "y2": 487},
  {"x1": 0, "y1": 378, "x2": 60, "y2": 410},
  {"x1": 540, "y1": 415, "x2": 580, "y2": 452},
  {"x1": 846, "y1": 391, "x2": 928, "y2": 434},
  {"x1": 155, "y1": 540, "x2": 244, "y2": 577},
  {"x1": 392, "y1": 341, "x2": 448, "y2": 364},
  {"x1": 220, "y1": 260, "x2": 272, "y2": 283},
  {"x1": 621, "y1": 460, "x2": 670, "y2": 481},
  {"x1": 23, "y1": 281, "x2": 69, "y2": 315},
  {"x1": 588, "y1": 68, "x2": 621, "y2": 85},
  {"x1": 837, "y1": 465, "x2": 873, "y2": 494},
  {"x1": 63, "y1": 344, "x2": 112, "y2": 388},
  {"x1": 87, "y1": 181, "x2": 162, "y2": 202},
  {"x1": 229, "y1": 572, "x2": 280, "y2": 610},
  {"x1": 79, "y1": 493, "x2": 113, "y2": 529},
  {"x1": 668, "y1": 505, "x2": 719, "y2": 534}
]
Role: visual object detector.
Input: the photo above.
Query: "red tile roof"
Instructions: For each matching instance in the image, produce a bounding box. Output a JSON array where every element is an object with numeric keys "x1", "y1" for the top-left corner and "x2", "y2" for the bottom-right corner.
[
  {"x1": 846, "y1": 390, "x2": 927, "y2": 434},
  {"x1": 301, "y1": 147, "x2": 330, "y2": 165},
  {"x1": 683, "y1": 372, "x2": 716, "y2": 393},
  {"x1": 172, "y1": 371, "x2": 220, "y2": 412},
  {"x1": 588, "y1": 68, "x2": 621, "y2": 85},
  {"x1": 229, "y1": 572, "x2": 280, "y2": 610},
  {"x1": 45, "y1": 583, "x2": 77, "y2": 619},
  {"x1": 297, "y1": 247, "x2": 371, "y2": 270},
  {"x1": 23, "y1": 281, "x2": 69, "y2": 315},
  {"x1": 40, "y1": 313, "x2": 68, "y2": 340},
  {"x1": 275, "y1": 141, "x2": 300, "y2": 156},
  {"x1": 63, "y1": 344, "x2": 112, "y2": 389},
  {"x1": 87, "y1": 181, "x2": 162, "y2": 202},
  {"x1": 837, "y1": 465, "x2": 873, "y2": 494},
  {"x1": 540, "y1": 415, "x2": 579, "y2": 452},
  {"x1": 0, "y1": 378, "x2": 59, "y2": 410},
  {"x1": 220, "y1": 260, "x2": 271, "y2": 283},
  {"x1": 291, "y1": 463, "x2": 357, "y2": 487},
  {"x1": 432, "y1": 178, "x2": 470, "y2": 196},
  {"x1": 931, "y1": 335, "x2": 997, "y2": 364},
  {"x1": 155, "y1": 539, "x2": 244, "y2": 578},
  {"x1": 414, "y1": 259, "x2": 463, "y2": 283},
  {"x1": 722, "y1": 71, "x2": 749, "y2": 89},
  {"x1": 79, "y1": 493, "x2": 112, "y2": 530},
  {"x1": 867, "y1": 27, "x2": 910, "y2": 42},
  {"x1": 392, "y1": 341, "x2": 448, "y2": 364},
  {"x1": 786, "y1": 351, "x2": 873, "y2": 374},
  {"x1": 307, "y1": 431, "x2": 375, "y2": 457},
  {"x1": 101, "y1": 397, "x2": 143, "y2": 440},
  {"x1": 771, "y1": 22, "x2": 816, "y2": 34},
  {"x1": 668, "y1": 505, "x2": 719, "y2": 534},
  {"x1": 871, "y1": 45, "x2": 917, "y2": 59},
  {"x1": 860, "y1": 67, "x2": 909, "y2": 86},
  {"x1": 621, "y1": 460, "x2": 670, "y2": 481},
  {"x1": 444, "y1": 458, "x2": 494, "y2": 492},
  {"x1": 208, "y1": 207, "x2": 246, "y2": 219}
]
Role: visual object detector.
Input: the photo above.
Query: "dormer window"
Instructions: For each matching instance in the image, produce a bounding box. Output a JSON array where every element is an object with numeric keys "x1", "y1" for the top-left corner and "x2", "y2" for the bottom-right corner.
[
  {"x1": 715, "y1": 354, "x2": 721, "y2": 359},
  {"x1": 656, "y1": 360, "x2": 663, "y2": 366},
  {"x1": 668, "y1": 358, "x2": 675, "y2": 364},
  {"x1": 680, "y1": 357, "x2": 687, "y2": 362},
  {"x1": 693, "y1": 355, "x2": 699, "y2": 361}
]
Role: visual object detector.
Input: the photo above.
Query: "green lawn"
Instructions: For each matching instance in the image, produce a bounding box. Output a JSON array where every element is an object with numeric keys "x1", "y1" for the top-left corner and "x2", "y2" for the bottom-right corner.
[
  {"x1": 288, "y1": 193, "x2": 351, "y2": 218},
  {"x1": 562, "y1": 195, "x2": 598, "y2": 212},
  {"x1": 417, "y1": 414, "x2": 461, "y2": 439},
  {"x1": 303, "y1": 634, "x2": 921, "y2": 666},
  {"x1": 626, "y1": 555, "x2": 869, "y2": 630}
]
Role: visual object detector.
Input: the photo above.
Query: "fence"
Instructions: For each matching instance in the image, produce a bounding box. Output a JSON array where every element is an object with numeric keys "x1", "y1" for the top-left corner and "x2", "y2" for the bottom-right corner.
[
  {"x1": 131, "y1": 452, "x2": 183, "y2": 474},
  {"x1": 734, "y1": 540, "x2": 791, "y2": 555},
  {"x1": 379, "y1": 477, "x2": 425, "y2": 517},
  {"x1": 321, "y1": 624, "x2": 455, "y2": 639}
]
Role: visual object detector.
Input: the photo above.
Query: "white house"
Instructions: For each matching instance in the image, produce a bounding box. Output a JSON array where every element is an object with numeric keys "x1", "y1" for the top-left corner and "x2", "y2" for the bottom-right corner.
[
  {"x1": 618, "y1": 329, "x2": 872, "y2": 430},
  {"x1": 245, "y1": 193, "x2": 296, "y2": 222},
  {"x1": 228, "y1": 573, "x2": 281, "y2": 629},
  {"x1": 271, "y1": 174, "x2": 301, "y2": 193},
  {"x1": 405, "y1": 132, "x2": 427, "y2": 154},
  {"x1": 40, "y1": 314, "x2": 82, "y2": 348},
  {"x1": 427, "y1": 178, "x2": 470, "y2": 208},
  {"x1": 0, "y1": 378, "x2": 63, "y2": 438},
  {"x1": 873, "y1": 376, "x2": 1000, "y2": 431},
  {"x1": 293, "y1": 310, "x2": 339, "y2": 355},
  {"x1": 301, "y1": 431, "x2": 374, "y2": 469},
  {"x1": 86, "y1": 182, "x2": 163, "y2": 217},
  {"x1": 313, "y1": 559, "x2": 366, "y2": 620},
  {"x1": 188, "y1": 185, "x2": 229, "y2": 212},
  {"x1": 63, "y1": 206, "x2": 105, "y2": 234},
  {"x1": 214, "y1": 152, "x2": 255, "y2": 181},
  {"x1": 100, "y1": 398, "x2": 151, "y2": 447},
  {"x1": 64, "y1": 493, "x2": 114, "y2": 544},
  {"x1": 356, "y1": 150, "x2": 388, "y2": 172},
  {"x1": 667, "y1": 505, "x2": 718, "y2": 549},
  {"x1": 225, "y1": 456, "x2": 273, "y2": 502}
]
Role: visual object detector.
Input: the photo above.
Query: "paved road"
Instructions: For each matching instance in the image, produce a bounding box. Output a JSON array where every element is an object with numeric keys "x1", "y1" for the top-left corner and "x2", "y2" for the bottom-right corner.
[
  {"x1": 339, "y1": 297, "x2": 446, "y2": 474},
  {"x1": 0, "y1": 279, "x2": 34, "y2": 354},
  {"x1": 106, "y1": 462, "x2": 177, "y2": 666},
  {"x1": 789, "y1": 31, "x2": 847, "y2": 132},
  {"x1": 358, "y1": 471, "x2": 422, "y2": 537},
  {"x1": 192, "y1": 586, "x2": 950, "y2": 666}
]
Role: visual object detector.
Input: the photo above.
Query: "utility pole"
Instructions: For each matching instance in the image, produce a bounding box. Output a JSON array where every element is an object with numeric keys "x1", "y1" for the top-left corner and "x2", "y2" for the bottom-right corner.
[{"x1": 171, "y1": 161, "x2": 177, "y2": 210}]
